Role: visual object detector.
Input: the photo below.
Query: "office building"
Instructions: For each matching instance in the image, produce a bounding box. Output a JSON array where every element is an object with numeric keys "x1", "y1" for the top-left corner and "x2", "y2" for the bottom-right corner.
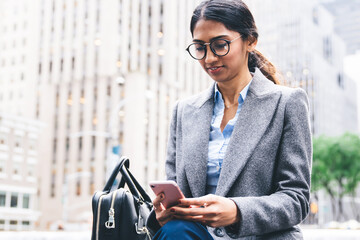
[
  {"x1": 323, "y1": 0, "x2": 360, "y2": 54},
  {"x1": 34, "y1": 0, "x2": 207, "y2": 229},
  {"x1": 0, "y1": 0, "x2": 42, "y2": 231},
  {"x1": 245, "y1": 0, "x2": 358, "y2": 136},
  {"x1": 0, "y1": 113, "x2": 43, "y2": 231}
]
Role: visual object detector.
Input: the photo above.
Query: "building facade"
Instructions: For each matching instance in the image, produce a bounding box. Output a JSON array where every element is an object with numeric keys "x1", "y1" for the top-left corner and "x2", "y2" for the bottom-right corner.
[
  {"x1": 1, "y1": 0, "x2": 211, "y2": 230},
  {"x1": 34, "y1": 0, "x2": 208, "y2": 229},
  {"x1": 323, "y1": 0, "x2": 360, "y2": 55},
  {"x1": 0, "y1": 0, "x2": 43, "y2": 231},
  {"x1": 244, "y1": 0, "x2": 358, "y2": 136},
  {"x1": 0, "y1": 113, "x2": 43, "y2": 231}
]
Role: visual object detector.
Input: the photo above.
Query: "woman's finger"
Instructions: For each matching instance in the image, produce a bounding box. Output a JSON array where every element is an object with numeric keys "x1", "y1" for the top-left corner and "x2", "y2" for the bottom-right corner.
[
  {"x1": 153, "y1": 193, "x2": 165, "y2": 212},
  {"x1": 178, "y1": 194, "x2": 216, "y2": 207}
]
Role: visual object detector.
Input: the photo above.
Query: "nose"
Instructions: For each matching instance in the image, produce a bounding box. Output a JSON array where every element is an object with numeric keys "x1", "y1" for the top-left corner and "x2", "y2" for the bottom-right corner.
[{"x1": 204, "y1": 45, "x2": 218, "y2": 63}]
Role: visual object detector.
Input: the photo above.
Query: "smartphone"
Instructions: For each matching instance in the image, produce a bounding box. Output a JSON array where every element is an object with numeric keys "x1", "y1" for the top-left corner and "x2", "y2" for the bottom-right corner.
[{"x1": 149, "y1": 180, "x2": 185, "y2": 209}]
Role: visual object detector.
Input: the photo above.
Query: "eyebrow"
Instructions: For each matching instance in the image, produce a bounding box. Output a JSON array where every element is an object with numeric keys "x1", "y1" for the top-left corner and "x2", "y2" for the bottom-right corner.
[{"x1": 192, "y1": 35, "x2": 229, "y2": 43}]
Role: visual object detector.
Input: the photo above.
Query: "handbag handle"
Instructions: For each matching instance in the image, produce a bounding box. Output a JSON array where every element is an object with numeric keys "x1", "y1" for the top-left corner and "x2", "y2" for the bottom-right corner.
[{"x1": 103, "y1": 156, "x2": 152, "y2": 204}]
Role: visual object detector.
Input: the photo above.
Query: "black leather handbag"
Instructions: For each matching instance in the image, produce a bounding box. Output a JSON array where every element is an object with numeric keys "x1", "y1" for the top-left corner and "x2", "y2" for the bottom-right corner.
[{"x1": 91, "y1": 156, "x2": 153, "y2": 240}]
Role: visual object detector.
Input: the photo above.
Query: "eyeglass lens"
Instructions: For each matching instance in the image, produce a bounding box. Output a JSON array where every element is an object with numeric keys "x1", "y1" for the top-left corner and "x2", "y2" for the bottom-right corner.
[{"x1": 188, "y1": 39, "x2": 229, "y2": 60}]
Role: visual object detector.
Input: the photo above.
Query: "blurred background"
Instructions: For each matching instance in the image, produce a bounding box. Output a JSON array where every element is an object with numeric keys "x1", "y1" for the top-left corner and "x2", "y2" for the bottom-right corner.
[{"x1": 0, "y1": 0, "x2": 360, "y2": 239}]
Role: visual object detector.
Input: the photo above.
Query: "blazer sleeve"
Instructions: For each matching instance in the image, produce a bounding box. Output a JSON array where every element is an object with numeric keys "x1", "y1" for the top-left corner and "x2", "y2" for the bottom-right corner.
[
  {"x1": 165, "y1": 101, "x2": 179, "y2": 182},
  {"x1": 228, "y1": 88, "x2": 312, "y2": 237}
]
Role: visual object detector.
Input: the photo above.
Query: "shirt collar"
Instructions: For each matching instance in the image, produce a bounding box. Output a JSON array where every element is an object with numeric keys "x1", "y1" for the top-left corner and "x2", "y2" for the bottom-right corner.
[{"x1": 214, "y1": 77, "x2": 253, "y2": 105}]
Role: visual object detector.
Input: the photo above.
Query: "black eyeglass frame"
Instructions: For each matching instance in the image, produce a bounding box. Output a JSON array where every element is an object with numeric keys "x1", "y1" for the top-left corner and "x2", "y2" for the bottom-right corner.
[{"x1": 185, "y1": 36, "x2": 241, "y2": 60}]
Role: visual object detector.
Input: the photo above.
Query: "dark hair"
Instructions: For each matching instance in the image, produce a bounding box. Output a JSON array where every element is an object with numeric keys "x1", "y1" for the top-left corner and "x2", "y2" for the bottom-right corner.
[{"x1": 190, "y1": 0, "x2": 280, "y2": 84}]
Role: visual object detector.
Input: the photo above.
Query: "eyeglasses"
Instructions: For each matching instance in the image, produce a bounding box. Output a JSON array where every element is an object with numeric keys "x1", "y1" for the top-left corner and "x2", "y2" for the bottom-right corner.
[{"x1": 186, "y1": 36, "x2": 241, "y2": 60}]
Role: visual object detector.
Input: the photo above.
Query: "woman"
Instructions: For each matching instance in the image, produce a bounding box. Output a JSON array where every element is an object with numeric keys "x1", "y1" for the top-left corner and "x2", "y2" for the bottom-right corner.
[{"x1": 147, "y1": 0, "x2": 312, "y2": 239}]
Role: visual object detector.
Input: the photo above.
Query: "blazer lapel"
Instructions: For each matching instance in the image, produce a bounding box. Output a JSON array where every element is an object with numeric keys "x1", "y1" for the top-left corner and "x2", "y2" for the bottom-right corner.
[
  {"x1": 182, "y1": 85, "x2": 214, "y2": 197},
  {"x1": 215, "y1": 69, "x2": 281, "y2": 197}
]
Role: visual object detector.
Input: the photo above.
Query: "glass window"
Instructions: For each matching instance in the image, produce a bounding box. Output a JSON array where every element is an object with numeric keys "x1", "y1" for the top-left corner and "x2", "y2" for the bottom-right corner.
[
  {"x1": 76, "y1": 179, "x2": 81, "y2": 196},
  {"x1": 29, "y1": 140, "x2": 36, "y2": 150},
  {"x1": 0, "y1": 219, "x2": 5, "y2": 230},
  {"x1": 10, "y1": 193, "x2": 18, "y2": 207},
  {"x1": 0, "y1": 160, "x2": 5, "y2": 173},
  {"x1": 23, "y1": 194, "x2": 30, "y2": 209},
  {"x1": 0, "y1": 134, "x2": 6, "y2": 145},
  {"x1": 0, "y1": 192, "x2": 6, "y2": 206},
  {"x1": 9, "y1": 220, "x2": 17, "y2": 230},
  {"x1": 13, "y1": 163, "x2": 20, "y2": 175},
  {"x1": 15, "y1": 138, "x2": 21, "y2": 148},
  {"x1": 22, "y1": 221, "x2": 30, "y2": 226},
  {"x1": 28, "y1": 165, "x2": 34, "y2": 177}
]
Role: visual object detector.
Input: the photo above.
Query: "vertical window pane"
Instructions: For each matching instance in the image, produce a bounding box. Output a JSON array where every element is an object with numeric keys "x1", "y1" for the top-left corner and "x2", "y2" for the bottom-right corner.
[
  {"x1": 76, "y1": 179, "x2": 81, "y2": 196},
  {"x1": 10, "y1": 193, "x2": 18, "y2": 207},
  {"x1": 13, "y1": 163, "x2": 20, "y2": 175},
  {"x1": 0, "y1": 160, "x2": 5, "y2": 173},
  {"x1": 0, "y1": 219, "x2": 5, "y2": 230},
  {"x1": 23, "y1": 194, "x2": 30, "y2": 209},
  {"x1": 10, "y1": 220, "x2": 17, "y2": 230},
  {"x1": 0, "y1": 192, "x2": 5, "y2": 206}
]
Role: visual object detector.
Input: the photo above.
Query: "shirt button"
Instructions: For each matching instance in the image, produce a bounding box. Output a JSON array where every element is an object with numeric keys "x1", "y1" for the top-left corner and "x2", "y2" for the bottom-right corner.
[
  {"x1": 213, "y1": 227, "x2": 225, "y2": 237},
  {"x1": 216, "y1": 166, "x2": 220, "y2": 171}
]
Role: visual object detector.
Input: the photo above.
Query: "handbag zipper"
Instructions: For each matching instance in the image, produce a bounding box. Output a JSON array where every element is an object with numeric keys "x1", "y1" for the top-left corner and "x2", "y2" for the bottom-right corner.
[
  {"x1": 96, "y1": 194, "x2": 106, "y2": 240},
  {"x1": 105, "y1": 190, "x2": 119, "y2": 229}
]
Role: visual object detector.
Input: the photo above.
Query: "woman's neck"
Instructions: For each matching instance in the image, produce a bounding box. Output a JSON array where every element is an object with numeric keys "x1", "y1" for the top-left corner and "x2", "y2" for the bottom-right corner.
[{"x1": 217, "y1": 71, "x2": 252, "y2": 105}]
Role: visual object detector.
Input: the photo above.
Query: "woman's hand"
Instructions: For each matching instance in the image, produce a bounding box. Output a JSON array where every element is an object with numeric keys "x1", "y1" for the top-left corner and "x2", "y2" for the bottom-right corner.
[
  {"x1": 171, "y1": 194, "x2": 240, "y2": 228},
  {"x1": 153, "y1": 193, "x2": 176, "y2": 227}
]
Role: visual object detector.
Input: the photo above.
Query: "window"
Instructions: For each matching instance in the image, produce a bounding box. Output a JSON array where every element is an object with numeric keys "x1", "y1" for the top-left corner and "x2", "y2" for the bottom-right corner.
[
  {"x1": 51, "y1": 172, "x2": 56, "y2": 197},
  {"x1": 10, "y1": 193, "x2": 18, "y2": 207},
  {"x1": 22, "y1": 221, "x2": 30, "y2": 226},
  {"x1": 72, "y1": 57, "x2": 75, "y2": 69},
  {"x1": 337, "y1": 73, "x2": 344, "y2": 89},
  {"x1": 0, "y1": 160, "x2": 5, "y2": 173},
  {"x1": 79, "y1": 137, "x2": 82, "y2": 150},
  {"x1": 0, "y1": 192, "x2": 6, "y2": 206},
  {"x1": 312, "y1": 8, "x2": 318, "y2": 25},
  {"x1": 28, "y1": 140, "x2": 36, "y2": 151},
  {"x1": 60, "y1": 59, "x2": 64, "y2": 72},
  {"x1": 13, "y1": 163, "x2": 20, "y2": 175},
  {"x1": 0, "y1": 134, "x2": 5, "y2": 145},
  {"x1": 76, "y1": 179, "x2": 81, "y2": 196},
  {"x1": 28, "y1": 165, "x2": 34, "y2": 177},
  {"x1": 0, "y1": 220, "x2": 5, "y2": 230},
  {"x1": 10, "y1": 220, "x2": 17, "y2": 230},
  {"x1": 23, "y1": 194, "x2": 30, "y2": 208},
  {"x1": 323, "y1": 36, "x2": 332, "y2": 62},
  {"x1": 65, "y1": 137, "x2": 70, "y2": 151},
  {"x1": 14, "y1": 137, "x2": 21, "y2": 148}
]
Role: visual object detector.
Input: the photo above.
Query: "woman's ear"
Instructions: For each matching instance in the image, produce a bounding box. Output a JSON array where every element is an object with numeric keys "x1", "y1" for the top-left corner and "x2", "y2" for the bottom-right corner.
[{"x1": 247, "y1": 37, "x2": 257, "y2": 52}]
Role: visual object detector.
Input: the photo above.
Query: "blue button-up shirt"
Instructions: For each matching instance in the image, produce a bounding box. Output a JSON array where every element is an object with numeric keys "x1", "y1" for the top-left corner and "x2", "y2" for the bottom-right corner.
[{"x1": 206, "y1": 81, "x2": 252, "y2": 194}]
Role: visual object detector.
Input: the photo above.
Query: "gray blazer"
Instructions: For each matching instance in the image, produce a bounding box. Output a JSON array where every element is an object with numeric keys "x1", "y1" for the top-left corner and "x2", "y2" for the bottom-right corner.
[{"x1": 148, "y1": 68, "x2": 312, "y2": 239}]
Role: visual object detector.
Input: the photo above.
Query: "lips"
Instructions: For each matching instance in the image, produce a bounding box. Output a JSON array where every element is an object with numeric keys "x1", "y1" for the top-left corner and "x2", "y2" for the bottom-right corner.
[{"x1": 207, "y1": 66, "x2": 223, "y2": 74}]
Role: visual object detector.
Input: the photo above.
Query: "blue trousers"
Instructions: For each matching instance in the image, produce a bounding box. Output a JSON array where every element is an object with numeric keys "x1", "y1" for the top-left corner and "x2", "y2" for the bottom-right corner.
[{"x1": 153, "y1": 220, "x2": 214, "y2": 240}]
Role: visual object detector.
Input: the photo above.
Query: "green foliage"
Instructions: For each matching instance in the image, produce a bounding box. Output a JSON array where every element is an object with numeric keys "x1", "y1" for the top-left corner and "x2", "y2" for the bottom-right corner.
[
  {"x1": 311, "y1": 133, "x2": 360, "y2": 220},
  {"x1": 312, "y1": 133, "x2": 360, "y2": 195}
]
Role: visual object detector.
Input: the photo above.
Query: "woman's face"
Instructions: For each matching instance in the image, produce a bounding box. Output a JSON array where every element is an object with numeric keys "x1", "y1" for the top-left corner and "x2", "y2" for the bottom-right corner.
[{"x1": 192, "y1": 19, "x2": 255, "y2": 84}]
